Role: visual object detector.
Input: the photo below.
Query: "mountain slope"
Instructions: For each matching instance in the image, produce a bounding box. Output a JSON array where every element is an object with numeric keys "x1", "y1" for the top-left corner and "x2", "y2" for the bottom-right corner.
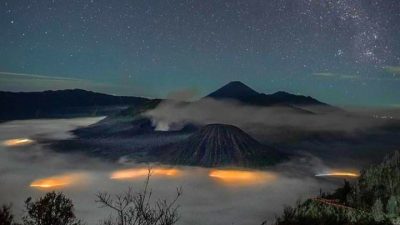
[
  {"x1": 274, "y1": 152, "x2": 400, "y2": 225},
  {"x1": 159, "y1": 124, "x2": 285, "y2": 167},
  {"x1": 248, "y1": 91, "x2": 327, "y2": 106},
  {"x1": 0, "y1": 89, "x2": 150, "y2": 121},
  {"x1": 349, "y1": 151, "x2": 400, "y2": 211}
]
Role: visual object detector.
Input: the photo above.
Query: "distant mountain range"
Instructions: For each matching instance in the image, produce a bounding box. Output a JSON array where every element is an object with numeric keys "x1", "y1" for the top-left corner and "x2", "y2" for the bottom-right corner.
[
  {"x1": 156, "y1": 124, "x2": 286, "y2": 167},
  {"x1": 207, "y1": 81, "x2": 328, "y2": 107},
  {"x1": 1, "y1": 81, "x2": 336, "y2": 121},
  {"x1": 0, "y1": 89, "x2": 150, "y2": 121}
]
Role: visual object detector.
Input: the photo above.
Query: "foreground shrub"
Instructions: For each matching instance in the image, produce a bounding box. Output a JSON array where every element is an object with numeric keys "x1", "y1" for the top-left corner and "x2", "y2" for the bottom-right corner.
[{"x1": 22, "y1": 192, "x2": 83, "y2": 225}]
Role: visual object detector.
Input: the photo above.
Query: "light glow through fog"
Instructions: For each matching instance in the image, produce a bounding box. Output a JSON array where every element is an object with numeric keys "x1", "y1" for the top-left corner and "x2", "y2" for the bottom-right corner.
[
  {"x1": 30, "y1": 173, "x2": 88, "y2": 189},
  {"x1": 110, "y1": 167, "x2": 182, "y2": 180},
  {"x1": 209, "y1": 169, "x2": 277, "y2": 186},
  {"x1": 315, "y1": 170, "x2": 360, "y2": 178},
  {"x1": 2, "y1": 138, "x2": 34, "y2": 147}
]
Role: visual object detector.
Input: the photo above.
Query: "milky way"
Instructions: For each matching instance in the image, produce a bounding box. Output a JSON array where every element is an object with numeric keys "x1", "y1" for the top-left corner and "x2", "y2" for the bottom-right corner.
[{"x1": 1, "y1": 0, "x2": 399, "y2": 106}]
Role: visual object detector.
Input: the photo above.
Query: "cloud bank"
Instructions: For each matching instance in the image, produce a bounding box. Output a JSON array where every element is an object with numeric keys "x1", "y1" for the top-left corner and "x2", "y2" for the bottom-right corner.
[
  {"x1": 144, "y1": 98, "x2": 392, "y2": 136},
  {"x1": 0, "y1": 117, "x2": 339, "y2": 225}
]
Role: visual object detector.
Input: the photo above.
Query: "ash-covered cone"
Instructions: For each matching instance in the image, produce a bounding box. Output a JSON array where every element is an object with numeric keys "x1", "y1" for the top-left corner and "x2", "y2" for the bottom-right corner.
[{"x1": 162, "y1": 124, "x2": 286, "y2": 167}]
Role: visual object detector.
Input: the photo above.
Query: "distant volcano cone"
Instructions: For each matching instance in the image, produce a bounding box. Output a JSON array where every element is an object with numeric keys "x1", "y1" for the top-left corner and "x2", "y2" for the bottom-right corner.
[
  {"x1": 161, "y1": 124, "x2": 285, "y2": 167},
  {"x1": 206, "y1": 81, "x2": 259, "y2": 101}
]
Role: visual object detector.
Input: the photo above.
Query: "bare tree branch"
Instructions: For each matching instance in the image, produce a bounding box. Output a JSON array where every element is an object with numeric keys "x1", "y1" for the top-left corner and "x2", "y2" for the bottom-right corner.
[{"x1": 96, "y1": 168, "x2": 182, "y2": 225}]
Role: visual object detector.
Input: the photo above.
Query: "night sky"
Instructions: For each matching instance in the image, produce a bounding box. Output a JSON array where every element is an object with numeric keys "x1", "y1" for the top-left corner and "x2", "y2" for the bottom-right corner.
[{"x1": 1, "y1": 0, "x2": 400, "y2": 106}]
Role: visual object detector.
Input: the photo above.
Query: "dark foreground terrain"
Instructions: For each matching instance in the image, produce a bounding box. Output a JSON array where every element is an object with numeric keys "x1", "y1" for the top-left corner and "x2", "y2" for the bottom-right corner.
[{"x1": 273, "y1": 151, "x2": 400, "y2": 225}]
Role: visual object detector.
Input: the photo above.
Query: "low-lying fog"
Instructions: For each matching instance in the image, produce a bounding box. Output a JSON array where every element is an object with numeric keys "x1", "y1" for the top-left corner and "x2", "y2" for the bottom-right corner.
[{"x1": 0, "y1": 118, "x2": 352, "y2": 225}]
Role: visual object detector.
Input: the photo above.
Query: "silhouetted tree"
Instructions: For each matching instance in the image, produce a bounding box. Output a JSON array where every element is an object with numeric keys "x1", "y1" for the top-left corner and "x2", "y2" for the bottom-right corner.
[
  {"x1": 0, "y1": 204, "x2": 18, "y2": 225},
  {"x1": 22, "y1": 192, "x2": 83, "y2": 225},
  {"x1": 96, "y1": 169, "x2": 182, "y2": 225}
]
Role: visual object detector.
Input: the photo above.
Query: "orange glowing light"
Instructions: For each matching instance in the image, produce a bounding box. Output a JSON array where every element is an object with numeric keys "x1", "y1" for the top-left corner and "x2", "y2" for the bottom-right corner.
[
  {"x1": 30, "y1": 173, "x2": 87, "y2": 189},
  {"x1": 2, "y1": 138, "x2": 34, "y2": 147},
  {"x1": 110, "y1": 168, "x2": 181, "y2": 180},
  {"x1": 209, "y1": 169, "x2": 277, "y2": 186}
]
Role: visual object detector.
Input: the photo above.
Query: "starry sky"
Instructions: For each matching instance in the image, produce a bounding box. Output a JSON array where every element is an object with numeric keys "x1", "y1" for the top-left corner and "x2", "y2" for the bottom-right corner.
[{"x1": 1, "y1": 0, "x2": 400, "y2": 106}]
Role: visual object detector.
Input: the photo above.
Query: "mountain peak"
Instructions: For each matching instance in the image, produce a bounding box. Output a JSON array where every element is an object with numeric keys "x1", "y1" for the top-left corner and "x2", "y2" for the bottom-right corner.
[
  {"x1": 206, "y1": 81, "x2": 259, "y2": 100},
  {"x1": 271, "y1": 91, "x2": 291, "y2": 96},
  {"x1": 226, "y1": 80, "x2": 248, "y2": 86}
]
